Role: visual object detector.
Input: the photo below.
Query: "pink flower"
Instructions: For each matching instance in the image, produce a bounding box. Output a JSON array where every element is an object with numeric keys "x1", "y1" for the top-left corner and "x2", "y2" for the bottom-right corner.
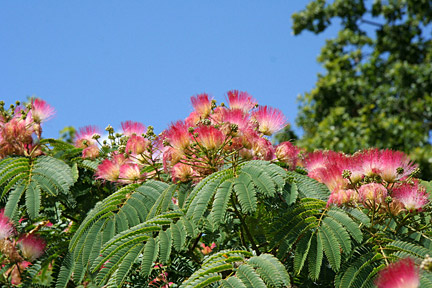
[
  {"x1": 275, "y1": 141, "x2": 301, "y2": 169},
  {"x1": 327, "y1": 189, "x2": 357, "y2": 207},
  {"x1": 0, "y1": 210, "x2": 15, "y2": 240},
  {"x1": 358, "y1": 183, "x2": 388, "y2": 204},
  {"x1": 121, "y1": 120, "x2": 146, "y2": 137},
  {"x1": 171, "y1": 163, "x2": 196, "y2": 183},
  {"x1": 119, "y1": 164, "x2": 144, "y2": 184},
  {"x1": 318, "y1": 164, "x2": 349, "y2": 192},
  {"x1": 375, "y1": 258, "x2": 419, "y2": 288},
  {"x1": 162, "y1": 147, "x2": 182, "y2": 171},
  {"x1": 379, "y1": 150, "x2": 417, "y2": 182},
  {"x1": 221, "y1": 109, "x2": 252, "y2": 133},
  {"x1": 164, "y1": 121, "x2": 191, "y2": 153},
  {"x1": 126, "y1": 134, "x2": 149, "y2": 155},
  {"x1": 194, "y1": 125, "x2": 225, "y2": 151},
  {"x1": 252, "y1": 137, "x2": 275, "y2": 161},
  {"x1": 252, "y1": 106, "x2": 286, "y2": 136},
  {"x1": 191, "y1": 93, "x2": 212, "y2": 118},
  {"x1": 0, "y1": 118, "x2": 33, "y2": 158},
  {"x1": 29, "y1": 98, "x2": 55, "y2": 123},
  {"x1": 185, "y1": 111, "x2": 201, "y2": 127},
  {"x1": 75, "y1": 126, "x2": 100, "y2": 148},
  {"x1": 200, "y1": 242, "x2": 216, "y2": 255},
  {"x1": 360, "y1": 149, "x2": 417, "y2": 182},
  {"x1": 392, "y1": 181, "x2": 429, "y2": 211},
  {"x1": 226, "y1": 90, "x2": 257, "y2": 113},
  {"x1": 210, "y1": 106, "x2": 227, "y2": 125},
  {"x1": 82, "y1": 145, "x2": 99, "y2": 159},
  {"x1": 304, "y1": 150, "x2": 344, "y2": 182},
  {"x1": 17, "y1": 234, "x2": 46, "y2": 262},
  {"x1": 95, "y1": 154, "x2": 126, "y2": 182}
]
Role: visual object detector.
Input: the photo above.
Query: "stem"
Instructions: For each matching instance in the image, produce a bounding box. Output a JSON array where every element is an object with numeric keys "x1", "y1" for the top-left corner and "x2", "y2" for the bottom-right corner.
[
  {"x1": 379, "y1": 245, "x2": 389, "y2": 265},
  {"x1": 360, "y1": 18, "x2": 383, "y2": 27},
  {"x1": 395, "y1": 213, "x2": 412, "y2": 233},
  {"x1": 189, "y1": 232, "x2": 202, "y2": 254},
  {"x1": 231, "y1": 195, "x2": 260, "y2": 255}
]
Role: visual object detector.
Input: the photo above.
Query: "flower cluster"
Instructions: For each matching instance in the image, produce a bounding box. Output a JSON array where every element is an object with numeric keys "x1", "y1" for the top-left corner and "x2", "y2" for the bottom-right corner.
[
  {"x1": 88, "y1": 91, "x2": 298, "y2": 184},
  {"x1": 303, "y1": 148, "x2": 429, "y2": 213},
  {"x1": 161, "y1": 91, "x2": 290, "y2": 183},
  {"x1": 0, "y1": 210, "x2": 46, "y2": 285},
  {"x1": 0, "y1": 99, "x2": 54, "y2": 159}
]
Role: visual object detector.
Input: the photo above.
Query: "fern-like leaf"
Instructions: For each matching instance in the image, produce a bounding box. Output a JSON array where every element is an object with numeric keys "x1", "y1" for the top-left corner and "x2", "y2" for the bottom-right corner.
[{"x1": 234, "y1": 172, "x2": 257, "y2": 214}]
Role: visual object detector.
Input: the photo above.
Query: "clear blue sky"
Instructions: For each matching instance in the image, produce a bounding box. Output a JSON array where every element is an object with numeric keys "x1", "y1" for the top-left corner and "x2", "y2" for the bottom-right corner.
[{"x1": 1, "y1": 1, "x2": 339, "y2": 139}]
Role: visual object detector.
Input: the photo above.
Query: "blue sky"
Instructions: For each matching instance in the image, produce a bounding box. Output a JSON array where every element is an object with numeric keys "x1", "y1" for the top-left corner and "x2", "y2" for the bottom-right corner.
[{"x1": 1, "y1": 1, "x2": 339, "y2": 139}]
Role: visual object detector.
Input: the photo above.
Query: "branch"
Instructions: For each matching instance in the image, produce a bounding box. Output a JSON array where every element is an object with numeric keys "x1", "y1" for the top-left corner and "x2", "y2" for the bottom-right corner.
[
  {"x1": 231, "y1": 195, "x2": 260, "y2": 255},
  {"x1": 360, "y1": 18, "x2": 383, "y2": 28}
]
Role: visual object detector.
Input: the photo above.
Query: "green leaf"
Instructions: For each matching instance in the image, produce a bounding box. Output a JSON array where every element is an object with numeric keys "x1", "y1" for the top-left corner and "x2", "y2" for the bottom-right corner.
[
  {"x1": 240, "y1": 164, "x2": 276, "y2": 197},
  {"x1": 308, "y1": 233, "x2": 323, "y2": 280},
  {"x1": 236, "y1": 264, "x2": 267, "y2": 288},
  {"x1": 25, "y1": 180, "x2": 41, "y2": 219},
  {"x1": 159, "y1": 228, "x2": 172, "y2": 264},
  {"x1": 234, "y1": 172, "x2": 257, "y2": 213},
  {"x1": 319, "y1": 223, "x2": 341, "y2": 271},
  {"x1": 221, "y1": 277, "x2": 247, "y2": 288},
  {"x1": 210, "y1": 180, "x2": 234, "y2": 228},
  {"x1": 327, "y1": 208, "x2": 363, "y2": 243},
  {"x1": 294, "y1": 230, "x2": 313, "y2": 274},
  {"x1": 4, "y1": 181, "x2": 26, "y2": 219},
  {"x1": 323, "y1": 217, "x2": 352, "y2": 254},
  {"x1": 141, "y1": 238, "x2": 158, "y2": 277}
]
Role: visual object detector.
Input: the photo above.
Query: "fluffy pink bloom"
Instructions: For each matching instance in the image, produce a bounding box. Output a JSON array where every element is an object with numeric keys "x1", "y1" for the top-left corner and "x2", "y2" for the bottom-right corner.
[
  {"x1": 358, "y1": 183, "x2": 388, "y2": 204},
  {"x1": 119, "y1": 164, "x2": 144, "y2": 183},
  {"x1": 95, "y1": 154, "x2": 126, "y2": 182},
  {"x1": 318, "y1": 164, "x2": 349, "y2": 192},
  {"x1": 185, "y1": 111, "x2": 201, "y2": 127},
  {"x1": 252, "y1": 137, "x2": 275, "y2": 161},
  {"x1": 29, "y1": 98, "x2": 55, "y2": 123},
  {"x1": 379, "y1": 150, "x2": 417, "y2": 182},
  {"x1": 392, "y1": 181, "x2": 429, "y2": 211},
  {"x1": 252, "y1": 106, "x2": 286, "y2": 136},
  {"x1": 171, "y1": 163, "x2": 196, "y2": 183},
  {"x1": 275, "y1": 141, "x2": 301, "y2": 169},
  {"x1": 327, "y1": 189, "x2": 357, "y2": 206},
  {"x1": 82, "y1": 145, "x2": 99, "y2": 159},
  {"x1": 126, "y1": 134, "x2": 149, "y2": 155},
  {"x1": 194, "y1": 125, "x2": 225, "y2": 150},
  {"x1": 121, "y1": 121, "x2": 146, "y2": 137},
  {"x1": 210, "y1": 106, "x2": 227, "y2": 125},
  {"x1": 0, "y1": 118, "x2": 34, "y2": 158},
  {"x1": 375, "y1": 258, "x2": 419, "y2": 288},
  {"x1": 360, "y1": 149, "x2": 417, "y2": 182},
  {"x1": 226, "y1": 90, "x2": 257, "y2": 113},
  {"x1": 344, "y1": 153, "x2": 365, "y2": 183},
  {"x1": 304, "y1": 151, "x2": 346, "y2": 183},
  {"x1": 221, "y1": 109, "x2": 252, "y2": 132},
  {"x1": 18, "y1": 234, "x2": 46, "y2": 262},
  {"x1": 75, "y1": 126, "x2": 100, "y2": 148},
  {"x1": 162, "y1": 147, "x2": 182, "y2": 171},
  {"x1": 191, "y1": 93, "x2": 212, "y2": 118},
  {"x1": 0, "y1": 211, "x2": 15, "y2": 240},
  {"x1": 164, "y1": 121, "x2": 191, "y2": 153}
]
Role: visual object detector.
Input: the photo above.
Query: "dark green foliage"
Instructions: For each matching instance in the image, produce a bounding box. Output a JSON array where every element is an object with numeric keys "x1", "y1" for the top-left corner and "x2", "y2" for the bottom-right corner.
[
  {"x1": 180, "y1": 250, "x2": 290, "y2": 288},
  {"x1": 0, "y1": 156, "x2": 75, "y2": 220}
]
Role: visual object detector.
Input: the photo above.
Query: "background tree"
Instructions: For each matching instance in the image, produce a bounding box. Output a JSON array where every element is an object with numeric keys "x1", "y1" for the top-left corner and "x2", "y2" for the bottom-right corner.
[{"x1": 292, "y1": 0, "x2": 432, "y2": 179}]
